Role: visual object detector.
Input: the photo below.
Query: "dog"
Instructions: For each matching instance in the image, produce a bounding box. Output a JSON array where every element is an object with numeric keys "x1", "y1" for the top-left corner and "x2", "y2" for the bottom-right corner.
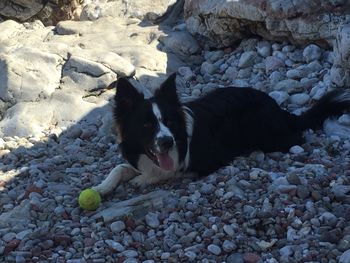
[{"x1": 93, "y1": 73, "x2": 350, "y2": 195}]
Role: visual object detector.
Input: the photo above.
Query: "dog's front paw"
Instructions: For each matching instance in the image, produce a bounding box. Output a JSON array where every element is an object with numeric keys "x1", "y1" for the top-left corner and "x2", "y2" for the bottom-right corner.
[{"x1": 130, "y1": 175, "x2": 148, "y2": 189}]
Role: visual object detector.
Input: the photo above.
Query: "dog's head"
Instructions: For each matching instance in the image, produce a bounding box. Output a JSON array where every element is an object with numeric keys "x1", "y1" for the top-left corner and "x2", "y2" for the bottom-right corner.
[{"x1": 113, "y1": 74, "x2": 188, "y2": 172}]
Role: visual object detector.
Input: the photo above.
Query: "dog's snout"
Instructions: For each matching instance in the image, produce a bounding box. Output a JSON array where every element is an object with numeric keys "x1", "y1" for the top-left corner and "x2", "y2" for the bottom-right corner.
[{"x1": 156, "y1": 136, "x2": 174, "y2": 151}]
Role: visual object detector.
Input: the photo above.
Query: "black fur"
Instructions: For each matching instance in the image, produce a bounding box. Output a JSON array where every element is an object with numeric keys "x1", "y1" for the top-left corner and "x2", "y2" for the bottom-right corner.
[{"x1": 185, "y1": 87, "x2": 350, "y2": 176}]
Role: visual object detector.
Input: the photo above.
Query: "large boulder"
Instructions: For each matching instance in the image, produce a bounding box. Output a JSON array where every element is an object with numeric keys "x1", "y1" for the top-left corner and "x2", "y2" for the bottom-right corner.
[
  {"x1": 184, "y1": 0, "x2": 350, "y2": 86},
  {"x1": 80, "y1": 0, "x2": 178, "y2": 22},
  {"x1": 0, "y1": 14, "x2": 189, "y2": 137}
]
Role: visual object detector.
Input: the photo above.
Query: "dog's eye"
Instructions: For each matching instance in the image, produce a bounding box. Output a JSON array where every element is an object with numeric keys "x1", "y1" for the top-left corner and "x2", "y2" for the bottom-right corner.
[{"x1": 144, "y1": 122, "x2": 153, "y2": 128}]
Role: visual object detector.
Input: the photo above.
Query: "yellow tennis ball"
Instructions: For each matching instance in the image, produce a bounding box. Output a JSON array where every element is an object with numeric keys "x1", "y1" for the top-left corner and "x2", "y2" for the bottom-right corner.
[{"x1": 78, "y1": 188, "x2": 101, "y2": 211}]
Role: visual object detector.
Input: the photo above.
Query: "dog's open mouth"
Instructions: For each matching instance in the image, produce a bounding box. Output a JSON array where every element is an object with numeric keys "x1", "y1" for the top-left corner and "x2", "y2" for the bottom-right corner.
[{"x1": 145, "y1": 147, "x2": 174, "y2": 171}]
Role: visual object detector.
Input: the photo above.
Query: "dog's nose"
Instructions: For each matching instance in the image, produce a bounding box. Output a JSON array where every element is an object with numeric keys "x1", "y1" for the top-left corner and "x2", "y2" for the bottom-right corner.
[{"x1": 156, "y1": 136, "x2": 174, "y2": 151}]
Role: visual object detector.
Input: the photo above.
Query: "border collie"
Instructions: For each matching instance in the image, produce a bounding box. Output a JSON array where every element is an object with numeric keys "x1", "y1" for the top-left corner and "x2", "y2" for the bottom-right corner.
[{"x1": 93, "y1": 73, "x2": 350, "y2": 195}]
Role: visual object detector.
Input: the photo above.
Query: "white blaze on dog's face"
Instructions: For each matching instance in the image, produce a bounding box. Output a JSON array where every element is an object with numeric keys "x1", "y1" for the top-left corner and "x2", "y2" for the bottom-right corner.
[{"x1": 151, "y1": 103, "x2": 178, "y2": 171}]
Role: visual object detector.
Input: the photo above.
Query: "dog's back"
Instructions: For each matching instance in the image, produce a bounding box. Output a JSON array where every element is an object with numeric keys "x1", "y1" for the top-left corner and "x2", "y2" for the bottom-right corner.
[{"x1": 185, "y1": 87, "x2": 350, "y2": 175}]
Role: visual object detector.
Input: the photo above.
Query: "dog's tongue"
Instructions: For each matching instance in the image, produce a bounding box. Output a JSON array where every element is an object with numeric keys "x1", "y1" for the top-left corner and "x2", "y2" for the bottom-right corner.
[{"x1": 156, "y1": 153, "x2": 174, "y2": 171}]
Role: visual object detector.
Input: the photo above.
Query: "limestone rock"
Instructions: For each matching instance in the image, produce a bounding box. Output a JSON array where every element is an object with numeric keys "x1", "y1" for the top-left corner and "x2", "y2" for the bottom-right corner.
[
  {"x1": 0, "y1": 16, "x2": 183, "y2": 137},
  {"x1": 184, "y1": 0, "x2": 350, "y2": 86},
  {"x1": 81, "y1": 0, "x2": 177, "y2": 22}
]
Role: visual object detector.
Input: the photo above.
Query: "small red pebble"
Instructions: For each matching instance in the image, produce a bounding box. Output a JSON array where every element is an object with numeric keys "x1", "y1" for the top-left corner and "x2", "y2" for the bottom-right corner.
[
  {"x1": 4, "y1": 239, "x2": 20, "y2": 254},
  {"x1": 243, "y1": 252, "x2": 262, "y2": 263}
]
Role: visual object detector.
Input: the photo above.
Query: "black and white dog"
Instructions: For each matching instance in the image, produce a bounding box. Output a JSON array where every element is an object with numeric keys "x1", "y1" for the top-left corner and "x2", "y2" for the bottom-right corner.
[{"x1": 93, "y1": 73, "x2": 350, "y2": 195}]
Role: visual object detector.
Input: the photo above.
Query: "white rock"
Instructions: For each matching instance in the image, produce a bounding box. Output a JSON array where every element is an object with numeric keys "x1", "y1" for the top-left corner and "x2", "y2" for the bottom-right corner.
[
  {"x1": 303, "y1": 44, "x2": 322, "y2": 63},
  {"x1": 105, "y1": 240, "x2": 125, "y2": 252},
  {"x1": 207, "y1": 244, "x2": 221, "y2": 255},
  {"x1": 289, "y1": 145, "x2": 305, "y2": 154},
  {"x1": 200, "y1": 61, "x2": 218, "y2": 75},
  {"x1": 222, "y1": 240, "x2": 236, "y2": 252},
  {"x1": 289, "y1": 93, "x2": 310, "y2": 105},
  {"x1": 338, "y1": 114, "x2": 350, "y2": 126},
  {"x1": 265, "y1": 56, "x2": 284, "y2": 72},
  {"x1": 110, "y1": 221, "x2": 126, "y2": 233},
  {"x1": 238, "y1": 51, "x2": 257, "y2": 68},
  {"x1": 339, "y1": 249, "x2": 350, "y2": 263},
  {"x1": 178, "y1": 67, "x2": 194, "y2": 81},
  {"x1": 257, "y1": 41, "x2": 271, "y2": 57},
  {"x1": 269, "y1": 91, "x2": 289, "y2": 105},
  {"x1": 145, "y1": 212, "x2": 160, "y2": 228},
  {"x1": 273, "y1": 79, "x2": 303, "y2": 94}
]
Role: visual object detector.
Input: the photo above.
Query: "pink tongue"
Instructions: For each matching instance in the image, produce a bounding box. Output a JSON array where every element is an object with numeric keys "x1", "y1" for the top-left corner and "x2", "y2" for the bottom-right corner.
[{"x1": 157, "y1": 153, "x2": 174, "y2": 171}]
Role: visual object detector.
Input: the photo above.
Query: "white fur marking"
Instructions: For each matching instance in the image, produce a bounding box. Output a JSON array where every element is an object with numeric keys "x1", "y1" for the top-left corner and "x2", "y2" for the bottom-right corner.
[
  {"x1": 152, "y1": 103, "x2": 174, "y2": 140},
  {"x1": 92, "y1": 163, "x2": 139, "y2": 195},
  {"x1": 182, "y1": 106, "x2": 195, "y2": 170}
]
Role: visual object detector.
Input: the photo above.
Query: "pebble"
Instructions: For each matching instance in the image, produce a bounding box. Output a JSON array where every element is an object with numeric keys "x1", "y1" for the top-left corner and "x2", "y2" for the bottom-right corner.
[
  {"x1": 257, "y1": 41, "x2": 271, "y2": 57},
  {"x1": 274, "y1": 79, "x2": 303, "y2": 94},
  {"x1": 105, "y1": 240, "x2": 125, "y2": 252},
  {"x1": 289, "y1": 93, "x2": 310, "y2": 105},
  {"x1": 338, "y1": 114, "x2": 350, "y2": 126},
  {"x1": 207, "y1": 244, "x2": 221, "y2": 255},
  {"x1": 145, "y1": 212, "x2": 160, "y2": 228},
  {"x1": 222, "y1": 240, "x2": 236, "y2": 252},
  {"x1": 110, "y1": 221, "x2": 126, "y2": 233},
  {"x1": 243, "y1": 252, "x2": 262, "y2": 263},
  {"x1": 289, "y1": 145, "x2": 305, "y2": 154},
  {"x1": 227, "y1": 253, "x2": 244, "y2": 263},
  {"x1": 303, "y1": 44, "x2": 322, "y2": 62},
  {"x1": 238, "y1": 51, "x2": 257, "y2": 68},
  {"x1": 339, "y1": 249, "x2": 350, "y2": 263},
  {"x1": 269, "y1": 91, "x2": 289, "y2": 105},
  {"x1": 265, "y1": 56, "x2": 284, "y2": 72}
]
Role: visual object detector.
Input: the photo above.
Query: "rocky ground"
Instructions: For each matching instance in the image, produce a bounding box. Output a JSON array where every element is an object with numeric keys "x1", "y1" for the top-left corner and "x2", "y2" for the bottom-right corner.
[{"x1": 1, "y1": 31, "x2": 350, "y2": 263}]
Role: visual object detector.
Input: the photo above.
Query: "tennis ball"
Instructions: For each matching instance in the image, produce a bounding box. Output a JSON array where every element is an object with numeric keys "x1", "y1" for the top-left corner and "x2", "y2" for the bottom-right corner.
[{"x1": 78, "y1": 188, "x2": 101, "y2": 211}]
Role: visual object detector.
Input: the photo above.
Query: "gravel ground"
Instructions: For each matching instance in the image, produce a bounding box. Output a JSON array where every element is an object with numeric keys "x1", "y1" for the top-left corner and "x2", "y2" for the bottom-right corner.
[{"x1": 1, "y1": 38, "x2": 350, "y2": 263}]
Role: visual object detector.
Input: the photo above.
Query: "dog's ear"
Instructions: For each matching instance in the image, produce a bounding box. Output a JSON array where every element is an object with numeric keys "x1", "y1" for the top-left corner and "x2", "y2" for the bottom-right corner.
[
  {"x1": 115, "y1": 78, "x2": 144, "y2": 109},
  {"x1": 155, "y1": 73, "x2": 179, "y2": 103}
]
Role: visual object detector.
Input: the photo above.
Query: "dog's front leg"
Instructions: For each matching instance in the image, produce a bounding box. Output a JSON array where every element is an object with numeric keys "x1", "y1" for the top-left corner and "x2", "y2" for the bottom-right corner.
[{"x1": 92, "y1": 164, "x2": 138, "y2": 196}]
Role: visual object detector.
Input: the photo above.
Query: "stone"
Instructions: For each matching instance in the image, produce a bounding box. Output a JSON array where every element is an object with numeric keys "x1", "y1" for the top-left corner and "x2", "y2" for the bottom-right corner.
[
  {"x1": 243, "y1": 252, "x2": 262, "y2": 263},
  {"x1": 340, "y1": 249, "x2": 350, "y2": 263},
  {"x1": 110, "y1": 221, "x2": 126, "y2": 234},
  {"x1": 265, "y1": 56, "x2": 285, "y2": 72},
  {"x1": 105, "y1": 240, "x2": 125, "y2": 252},
  {"x1": 289, "y1": 145, "x2": 305, "y2": 154},
  {"x1": 338, "y1": 114, "x2": 350, "y2": 126},
  {"x1": 81, "y1": 0, "x2": 177, "y2": 22},
  {"x1": 93, "y1": 190, "x2": 171, "y2": 223},
  {"x1": 319, "y1": 212, "x2": 338, "y2": 226},
  {"x1": 159, "y1": 31, "x2": 200, "y2": 58},
  {"x1": 200, "y1": 62, "x2": 218, "y2": 75},
  {"x1": 178, "y1": 67, "x2": 194, "y2": 81},
  {"x1": 207, "y1": 244, "x2": 221, "y2": 255},
  {"x1": 269, "y1": 91, "x2": 289, "y2": 106},
  {"x1": 222, "y1": 240, "x2": 237, "y2": 252},
  {"x1": 257, "y1": 41, "x2": 271, "y2": 57},
  {"x1": 0, "y1": 200, "x2": 31, "y2": 229},
  {"x1": 273, "y1": 79, "x2": 303, "y2": 94},
  {"x1": 0, "y1": 15, "x2": 183, "y2": 137},
  {"x1": 145, "y1": 212, "x2": 160, "y2": 228},
  {"x1": 303, "y1": 44, "x2": 322, "y2": 63},
  {"x1": 227, "y1": 253, "x2": 244, "y2": 263},
  {"x1": 238, "y1": 51, "x2": 257, "y2": 68}
]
